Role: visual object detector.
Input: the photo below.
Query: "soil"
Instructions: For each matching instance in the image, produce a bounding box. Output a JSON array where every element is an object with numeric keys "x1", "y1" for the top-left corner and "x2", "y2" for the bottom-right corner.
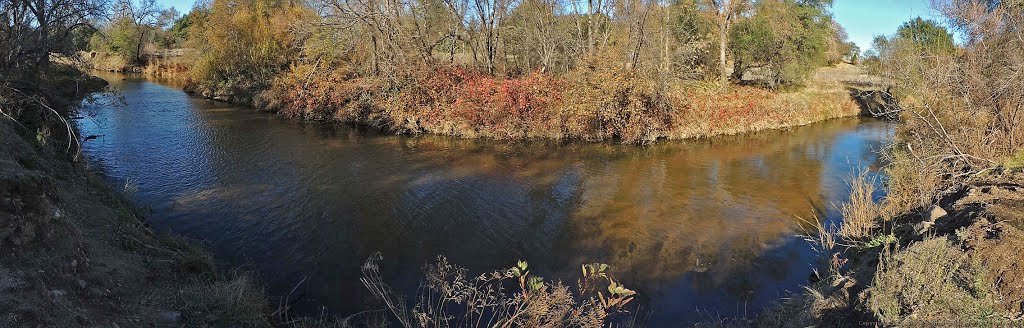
[{"x1": 953, "y1": 178, "x2": 1024, "y2": 318}]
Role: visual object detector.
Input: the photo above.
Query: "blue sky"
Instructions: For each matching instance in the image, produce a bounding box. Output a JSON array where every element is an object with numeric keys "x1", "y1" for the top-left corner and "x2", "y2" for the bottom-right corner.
[
  {"x1": 832, "y1": 0, "x2": 944, "y2": 52},
  {"x1": 156, "y1": 0, "x2": 943, "y2": 53},
  {"x1": 160, "y1": 0, "x2": 197, "y2": 12}
]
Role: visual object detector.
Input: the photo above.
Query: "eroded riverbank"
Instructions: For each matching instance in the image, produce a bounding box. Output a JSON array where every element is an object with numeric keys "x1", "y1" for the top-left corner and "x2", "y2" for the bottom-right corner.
[{"x1": 0, "y1": 69, "x2": 270, "y2": 327}]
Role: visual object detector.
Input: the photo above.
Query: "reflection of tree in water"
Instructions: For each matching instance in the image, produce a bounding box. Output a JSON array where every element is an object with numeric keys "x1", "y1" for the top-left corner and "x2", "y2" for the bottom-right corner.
[
  {"x1": 349, "y1": 118, "x2": 863, "y2": 293},
  {"x1": 164, "y1": 107, "x2": 873, "y2": 316},
  {"x1": 551, "y1": 118, "x2": 861, "y2": 298}
]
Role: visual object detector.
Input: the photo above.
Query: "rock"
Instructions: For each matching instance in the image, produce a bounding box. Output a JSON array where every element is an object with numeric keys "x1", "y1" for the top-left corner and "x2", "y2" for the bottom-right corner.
[
  {"x1": 49, "y1": 289, "x2": 65, "y2": 298},
  {"x1": 86, "y1": 287, "x2": 104, "y2": 299},
  {"x1": 914, "y1": 221, "x2": 934, "y2": 236},
  {"x1": 76, "y1": 279, "x2": 87, "y2": 289},
  {"x1": 74, "y1": 313, "x2": 89, "y2": 325},
  {"x1": 159, "y1": 311, "x2": 181, "y2": 323},
  {"x1": 927, "y1": 205, "x2": 948, "y2": 222}
]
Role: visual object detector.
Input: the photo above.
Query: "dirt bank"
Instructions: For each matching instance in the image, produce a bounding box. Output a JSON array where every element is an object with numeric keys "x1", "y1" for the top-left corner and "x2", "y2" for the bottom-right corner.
[
  {"x1": 743, "y1": 173, "x2": 1024, "y2": 327},
  {"x1": 0, "y1": 80, "x2": 269, "y2": 327}
]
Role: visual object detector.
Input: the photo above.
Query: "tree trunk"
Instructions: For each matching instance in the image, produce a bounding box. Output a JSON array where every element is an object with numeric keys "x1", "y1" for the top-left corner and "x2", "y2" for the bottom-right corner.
[{"x1": 718, "y1": 15, "x2": 728, "y2": 88}]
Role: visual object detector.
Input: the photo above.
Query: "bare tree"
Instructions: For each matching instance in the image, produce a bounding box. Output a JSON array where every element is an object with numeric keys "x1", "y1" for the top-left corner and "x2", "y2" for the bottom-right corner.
[
  {"x1": 1, "y1": 0, "x2": 107, "y2": 79},
  {"x1": 711, "y1": 0, "x2": 745, "y2": 87}
]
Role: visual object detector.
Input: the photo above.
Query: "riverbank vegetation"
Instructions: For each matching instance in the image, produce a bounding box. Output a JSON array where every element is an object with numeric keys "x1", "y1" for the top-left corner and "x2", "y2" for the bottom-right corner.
[
  {"x1": 77, "y1": 0, "x2": 869, "y2": 143},
  {"x1": 740, "y1": 1, "x2": 1024, "y2": 326}
]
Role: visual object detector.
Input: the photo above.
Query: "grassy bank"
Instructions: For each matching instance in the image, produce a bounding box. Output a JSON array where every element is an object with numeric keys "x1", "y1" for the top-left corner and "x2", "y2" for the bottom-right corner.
[
  {"x1": 246, "y1": 64, "x2": 864, "y2": 144},
  {"x1": 173, "y1": 62, "x2": 869, "y2": 145},
  {"x1": 0, "y1": 65, "x2": 270, "y2": 327}
]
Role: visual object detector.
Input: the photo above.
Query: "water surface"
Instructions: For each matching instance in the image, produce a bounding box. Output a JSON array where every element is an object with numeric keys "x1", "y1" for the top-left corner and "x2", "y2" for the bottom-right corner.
[{"x1": 78, "y1": 73, "x2": 894, "y2": 324}]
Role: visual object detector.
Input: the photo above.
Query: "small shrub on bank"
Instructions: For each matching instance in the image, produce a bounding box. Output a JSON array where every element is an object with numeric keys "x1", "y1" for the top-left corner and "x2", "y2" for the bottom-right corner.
[
  {"x1": 361, "y1": 255, "x2": 638, "y2": 327},
  {"x1": 260, "y1": 63, "x2": 383, "y2": 121},
  {"x1": 394, "y1": 66, "x2": 565, "y2": 140},
  {"x1": 868, "y1": 238, "x2": 1002, "y2": 326}
]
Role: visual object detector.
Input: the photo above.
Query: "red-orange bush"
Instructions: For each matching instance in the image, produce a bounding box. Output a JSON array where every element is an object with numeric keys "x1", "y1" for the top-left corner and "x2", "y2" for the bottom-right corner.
[
  {"x1": 260, "y1": 63, "x2": 383, "y2": 121},
  {"x1": 393, "y1": 66, "x2": 564, "y2": 139}
]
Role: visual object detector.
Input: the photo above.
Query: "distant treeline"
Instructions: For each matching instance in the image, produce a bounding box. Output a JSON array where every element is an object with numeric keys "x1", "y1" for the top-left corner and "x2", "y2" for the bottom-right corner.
[{"x1": 36, "y1": 0, "x2": 870, "y2": 142}]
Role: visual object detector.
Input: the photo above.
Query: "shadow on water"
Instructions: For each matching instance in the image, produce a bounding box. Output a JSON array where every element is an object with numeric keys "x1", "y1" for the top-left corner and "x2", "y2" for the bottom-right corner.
[{"x1": 78, "y1": 72, "x2": 896, "y2": 325}]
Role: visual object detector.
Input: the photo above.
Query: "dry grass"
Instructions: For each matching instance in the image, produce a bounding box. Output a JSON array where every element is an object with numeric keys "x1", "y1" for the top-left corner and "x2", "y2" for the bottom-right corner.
[
  {"x1": 838, "y1": 170, "x2": 881, "y2": 242},
  {"x1": 868, "y1": 238, "x2": 1002, "y2": 326},
  {"x1": 181, "y1": 274, "x2": 274, "y2": 327},
  {"x1": 359, "y1": 254, "x2": 640, "y2": 328}
]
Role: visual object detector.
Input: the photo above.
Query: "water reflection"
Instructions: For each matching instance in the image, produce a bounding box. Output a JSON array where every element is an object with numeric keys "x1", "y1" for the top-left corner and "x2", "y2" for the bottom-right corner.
[{"x1": 79, "y1": 72, "x2": 894, "y2": 324}]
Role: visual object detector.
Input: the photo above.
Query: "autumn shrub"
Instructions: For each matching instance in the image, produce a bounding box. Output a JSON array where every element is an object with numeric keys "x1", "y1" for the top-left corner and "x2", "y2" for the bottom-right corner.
[
  {"x1": 260, "y1": 63, "x2": 384, "y2": 122},
  {"x1": 186, "y1": 0, "x2": 311, "y2": 104},
  {"x1": 261, "y1": 61, "x2": 859, "y2": 144},
  {"x1": 393, "y1": 66, "x2": 564, "y2": 140},
  {"x1": 668, "y1": 85, "x2": 858, "y2": 139},
  {"x1": 560, "y1": 65, "x2": 673, "y2": 143}
]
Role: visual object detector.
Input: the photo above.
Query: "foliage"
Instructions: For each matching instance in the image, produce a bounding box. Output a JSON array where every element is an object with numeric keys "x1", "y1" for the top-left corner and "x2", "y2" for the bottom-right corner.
[
  {"x1": 1, "y1": 0, "x2": 105, "y2": 78},
  {"x1": 729, "y1": 0, "x2": 836, "y2": 87},
  {"x1": 99, "y1": 18, "x2": 144, "y2": 61},
  {"x1": 895, "y1": 17, "x2": 955, "y2": 54},
  {"x1": 186, "y1": 0, "x2": 311, "y2": 102},
  {"x1": 86, "y1": 0, "x2": 172, "y2": 63},
  {"x1": 873, "y1": 1, "x2": 1024, "y2": 196},
  {"x1": 167, "y1": 10, "x2": 198, "y2": 46},
  {"x1": 262, "y1": 59, "x2": 858, "y2": 144}
]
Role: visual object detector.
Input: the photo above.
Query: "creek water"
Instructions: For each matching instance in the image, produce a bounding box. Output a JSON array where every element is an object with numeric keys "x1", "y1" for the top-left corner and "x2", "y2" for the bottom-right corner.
[{"x1": 77, "y1": 72, "x2": 894, "y2": 325}]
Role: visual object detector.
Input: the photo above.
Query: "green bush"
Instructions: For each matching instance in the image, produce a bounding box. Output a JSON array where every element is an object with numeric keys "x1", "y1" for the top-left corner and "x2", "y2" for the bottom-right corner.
[{"x1": 729, "y1": 0, "x2": 833, "y2": 87}]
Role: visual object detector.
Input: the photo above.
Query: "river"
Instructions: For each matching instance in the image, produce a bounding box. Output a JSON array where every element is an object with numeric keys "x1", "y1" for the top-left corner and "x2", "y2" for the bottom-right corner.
[{"x1": 77, "y1": 73, "x2": 894, "y2": 325}]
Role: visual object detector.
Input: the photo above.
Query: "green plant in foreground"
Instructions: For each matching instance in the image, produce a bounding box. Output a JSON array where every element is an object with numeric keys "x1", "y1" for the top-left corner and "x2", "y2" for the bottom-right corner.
[
  {"x1": 862, "y1": 234, "x2": 897, "y2": 250},
  {"x1": 1005, "y1": 150, "x2": 1024, "y2": 172}
]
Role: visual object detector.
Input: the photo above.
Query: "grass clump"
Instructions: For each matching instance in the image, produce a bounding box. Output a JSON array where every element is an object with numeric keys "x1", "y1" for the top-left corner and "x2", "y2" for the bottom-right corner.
[
  {"x1": 183, "y1": 274, "x2": 274, "y2": 327},
  {"x1": 868, "y1": 238, "x2": 1003, "y2": 326},
  {"x1": 838, "y1": 170, "x2": 881, "y2": 242},
  {"x1": 1005, "y1": 150, "x2": 1024, "y2": 172}
]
